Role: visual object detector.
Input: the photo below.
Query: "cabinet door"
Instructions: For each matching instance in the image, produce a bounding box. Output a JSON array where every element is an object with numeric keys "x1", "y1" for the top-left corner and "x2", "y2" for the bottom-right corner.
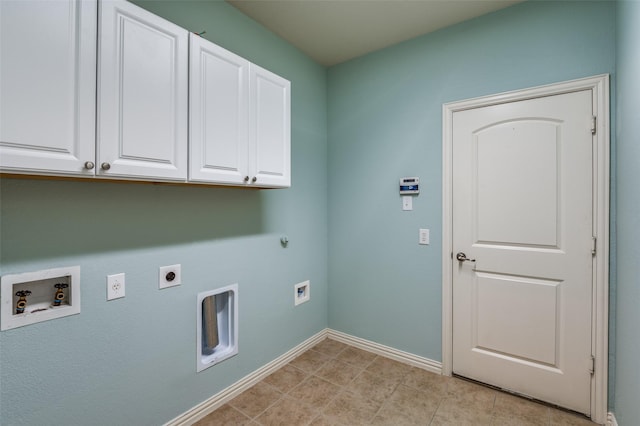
[
  {"x1": 249, "y1": 65, "x2": 291, "y2": 188},
  {"x1": 98, "y1": 0, "x2": 188, "y2": 181},
  {"x1": 0, "y1": 0, "x2": 97, "y2": 176},
  {"x1": 189, "y1": 34, "x2": 249, "y2": 185}
]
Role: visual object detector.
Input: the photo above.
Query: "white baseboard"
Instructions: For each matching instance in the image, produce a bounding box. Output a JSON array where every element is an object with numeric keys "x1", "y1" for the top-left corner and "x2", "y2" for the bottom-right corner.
[
  {"x1": 327, "y1": 329, "x2": 442, "y2": 374},
  {"x1": 607, "y1": 412, "x2": 618, "y2": 426},
  {"x1": 164, "y1": 328, "x2": 329, "y2": 426},
  {"x1": 164, "y1": 328, "x2": 442, "y2": 425}
]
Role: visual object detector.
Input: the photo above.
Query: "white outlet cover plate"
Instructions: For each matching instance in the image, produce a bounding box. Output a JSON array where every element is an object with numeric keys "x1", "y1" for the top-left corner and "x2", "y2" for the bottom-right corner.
[
  {"x1": 159, "y1": 264, "x2": 181, "y2": 289},
  {"x1": 107, "y1": 273, "x2": 125, "y2": 300}
]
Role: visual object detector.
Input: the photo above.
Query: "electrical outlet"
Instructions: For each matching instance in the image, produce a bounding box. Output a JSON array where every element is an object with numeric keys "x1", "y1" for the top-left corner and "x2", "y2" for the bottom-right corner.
[
  {"x1": 107, "y1": 273, "x2": 125, "y2": 300},
  {"x1": 159, "y1": 264, "x2": 181, "y2": 289}
]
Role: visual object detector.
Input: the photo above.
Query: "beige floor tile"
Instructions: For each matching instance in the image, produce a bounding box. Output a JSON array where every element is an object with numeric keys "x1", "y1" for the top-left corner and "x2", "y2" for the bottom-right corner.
[
  {"x1": 447, "y1": 377, "x2": 497, "y2": 407},
  {"x1": 312, "y1": 339, "x2": 350, "y2": 357},
  {"x1": 371, "y1": 406, "x2": 430, "y2": 426},
  {"x1": 288, "y1": 375, "x2": 341, "y2": 409},
  {"x1": 550, "y1": 408, "x2": 597, "y2": 425},
  {"x1": 382, "y1": 383, "x2": 441, "y2": 423},
  {"x1": 335, "y1": 346, "x2": 377, "y2": 367},
  {"x1": 492, "y1": 393, "x2": 550, "y2": 426},
  {"x1": 431, "y1": 396, "x2": 493, "y2": 425},
  {"x1": 365, "y1": 356, "x2": 413, "y2": 381},
  {"x1": 491, "y1": 415, "x2": 550, "y2": 426},
  {"x1": 255, "y1": 395, "x2": 318, "y2": 426},
  {"x1": 229, "y1": 381, "x2": 282, "y2": 418},
  {"x1": 203, "y1": 343, "x2": 598, "y2": 426},
  {"x1": 290, "y1": 349, "x2": 331, "y2": 373},
  {"x1": 315, "y1": 358, "x2": 363, "y2": 386},
  {"x1": 402, "y1": 368, "x2": 450, "y2": 396},
  {"x1": 347, "y1": 370, "x2": 401, "y2": 403},
  {"x1": 193, "y1": 404, "x2": 252, "y2": 426},
  {"x1": 322, "y1": 390, "x2": 382, "y2": 426},
  {"x1": 308, "y1": 414, "x2": 341, "y2": 426},
  {"x1": 263, "y1": 364, "x2": 309, "y2": 393}
]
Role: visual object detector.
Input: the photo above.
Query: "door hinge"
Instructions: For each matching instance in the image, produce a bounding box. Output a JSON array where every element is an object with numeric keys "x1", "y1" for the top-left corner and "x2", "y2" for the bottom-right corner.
[
  {"x1": 589, "y1": 355, "x2": 595, "y2": 375},
  {"x1": 591, "y1": 116, "x2": 597, "y2": 135},
  {"x1": 592, "y1": 237, "x2": 597, "y2": 255}
]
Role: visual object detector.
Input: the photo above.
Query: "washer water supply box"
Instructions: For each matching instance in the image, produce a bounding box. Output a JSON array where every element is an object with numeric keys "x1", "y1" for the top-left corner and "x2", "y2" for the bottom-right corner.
[{"x1": 1, "y1": 266, "x2": 81, "y2": 331}]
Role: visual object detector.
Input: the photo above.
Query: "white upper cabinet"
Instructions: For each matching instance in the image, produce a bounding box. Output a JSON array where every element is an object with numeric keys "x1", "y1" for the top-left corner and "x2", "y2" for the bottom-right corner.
[
  {"x1": 0, "y1": 0, "x2": 97, "y2": 176},
  {"x1": 98, "y1": 0, "x2": 188, "y2": 181},
  {"x1": 1, "y1": 0, "x2": 290, "y2": 188},
  {"x1": 249, "y1": 65, "x2": 291, "y2": 188},
  {"x1": 189, "y1": 35, "x2": 291, "y2": 188},
  {"x1": 189, "y1": 34, "x2": 250, "y2": 185}
]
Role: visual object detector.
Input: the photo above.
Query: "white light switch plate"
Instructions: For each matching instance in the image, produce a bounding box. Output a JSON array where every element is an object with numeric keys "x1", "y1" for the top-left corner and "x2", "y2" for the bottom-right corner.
[
  {"x1": 402, "y1": 196, "x2": 413, "y2": 211},
  {"x1": 419, "y1": 228, "x2": 430, "y2": 245}
]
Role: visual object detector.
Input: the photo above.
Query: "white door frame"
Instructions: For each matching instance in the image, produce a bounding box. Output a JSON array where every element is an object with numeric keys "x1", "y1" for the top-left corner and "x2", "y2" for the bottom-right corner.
[{"x1": 441, "y1": 75, "x2": 609, "y2": 424}]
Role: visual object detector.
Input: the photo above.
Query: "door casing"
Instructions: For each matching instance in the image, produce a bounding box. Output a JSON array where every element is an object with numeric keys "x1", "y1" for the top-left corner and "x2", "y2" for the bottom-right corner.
[{"x1": 441, "y1": 74, "x2": 610, "y2": 424}]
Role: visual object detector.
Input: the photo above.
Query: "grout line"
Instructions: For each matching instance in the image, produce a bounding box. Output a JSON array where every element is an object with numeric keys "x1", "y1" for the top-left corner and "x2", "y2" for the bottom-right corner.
[{"x1": 228, "y1": 381, "x2": 285, "y2": 423}]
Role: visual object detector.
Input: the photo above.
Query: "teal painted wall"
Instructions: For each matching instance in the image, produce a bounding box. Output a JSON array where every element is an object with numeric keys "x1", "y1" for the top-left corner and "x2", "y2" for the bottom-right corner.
[
  {"x1": 0, "y1": 1, "x2": 327, "y2": 425},
  {"x1": 327, "y1": 0, "x2": 616, "y2": 362},
  {"x1": 613, "y1": 0, "x2": 640, "y2": 423},
  {"x1": 1, "y1": 0, "x2": 631, "y2": 423}
]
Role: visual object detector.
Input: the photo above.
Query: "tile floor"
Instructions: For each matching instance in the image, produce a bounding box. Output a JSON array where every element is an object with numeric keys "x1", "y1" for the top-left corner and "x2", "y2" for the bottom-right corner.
[{"x1": 194, "y1": 338, "x2": 598, "y2": 426}]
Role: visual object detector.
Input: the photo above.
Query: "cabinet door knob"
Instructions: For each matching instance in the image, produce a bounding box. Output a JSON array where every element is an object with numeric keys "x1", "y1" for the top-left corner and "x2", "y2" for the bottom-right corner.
[
  {"x1": 251, "y1": 176, "x2": 257, "y2": 183},
  {"x1": 101, "y1": 162, "x2": 111, "y2": 171},
  {"x1": 244, "y1": 176, "x2": 250, "y2": 182},
  {"x1": 84, "y1": 161, "x2": 95, "y2": 170}
]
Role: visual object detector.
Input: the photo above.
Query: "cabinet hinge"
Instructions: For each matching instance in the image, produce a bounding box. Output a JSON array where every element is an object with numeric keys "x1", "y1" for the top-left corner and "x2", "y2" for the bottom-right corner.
[
  {"x1": 589, "y1": 355, "x2": 595, "y2": 375},
  {"x1": 591, "y1": 116, "x2": 597, "y2": 135},
  {"x1": 592, "y1": 237, "x2": 597, "y2": 255}
]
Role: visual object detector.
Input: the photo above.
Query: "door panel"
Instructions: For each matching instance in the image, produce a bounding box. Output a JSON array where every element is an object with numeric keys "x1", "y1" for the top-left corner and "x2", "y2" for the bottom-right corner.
[
  {"x1": 189, "y1": 33, "x2": 249, "y2": 184},
  {"x1": 475, "y1": 272, "x2": 560, "y2": 366},
  {"x1": 452, "y1": 90, "x2": 593, "y2": 414},
  {"x1": 98, "y1": 0, "x2": 188, "y2": 180},
  {"x1": 0, "y1": 0, "x2": 96, "y2": 175},
  {"x1": 476, "y1": 120, "x2": 560, "y2": 247},
  {"x1": 249, "y1": 64, "x2": 291, "y2": 188}
]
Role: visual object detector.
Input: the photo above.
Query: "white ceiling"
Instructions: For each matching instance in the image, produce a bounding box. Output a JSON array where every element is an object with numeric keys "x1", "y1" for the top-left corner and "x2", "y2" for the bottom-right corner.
[{"x1": 227, "y1": 0, "x2": 524, "y2": 66}]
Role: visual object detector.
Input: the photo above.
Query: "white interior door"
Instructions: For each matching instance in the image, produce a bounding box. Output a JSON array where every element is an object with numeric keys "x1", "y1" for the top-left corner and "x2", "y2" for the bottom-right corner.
[{"x1": 452, "y1": 90, "x2": 594, "y2": 414}]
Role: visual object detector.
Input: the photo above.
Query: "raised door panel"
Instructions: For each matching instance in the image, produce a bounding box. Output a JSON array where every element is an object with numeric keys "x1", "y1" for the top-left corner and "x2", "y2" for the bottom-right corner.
[
  {"x1": 0, "y1": 0, "x2": 96, "y2": 175},
  {"x1": 249, "y1": 65, "x2": 290, "y2": 188},
  {"x1": 189, "y1": 34, "x2": 249, "y2": 184},
  {"x1": 98, "y1": 0, "x2": 187, "y2": 181}
]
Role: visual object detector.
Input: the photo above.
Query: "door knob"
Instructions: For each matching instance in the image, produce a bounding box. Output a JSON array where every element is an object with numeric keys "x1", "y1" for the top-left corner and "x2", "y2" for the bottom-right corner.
[
  {"x1": 101, "y1": 162, "x2": 111, "y2": 171},
  {"x1": 456, "y1": 252, "x2": 476, "y2": 262},
  {"x1": 84, "y1": 161, "x2": 95, "y2": 170}
]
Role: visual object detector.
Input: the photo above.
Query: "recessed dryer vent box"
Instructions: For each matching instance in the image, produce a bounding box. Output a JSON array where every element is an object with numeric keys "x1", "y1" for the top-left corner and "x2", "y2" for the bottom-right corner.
[
  {"x1": 196, "y1": 283, "x2": 238, "y2": 372},
  {"x1": 1, "y1": 266, "x2": 81, "y2": 331}
]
